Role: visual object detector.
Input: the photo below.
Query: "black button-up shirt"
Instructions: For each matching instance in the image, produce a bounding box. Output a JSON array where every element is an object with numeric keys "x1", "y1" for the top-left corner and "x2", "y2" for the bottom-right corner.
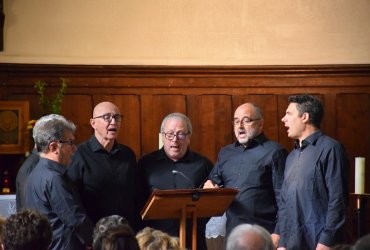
[
  {"x1": 25, "y1": 157, "x2": 93, "y2": 250},
  {"x1": 138, "y1": 148, "x2": 213, "y2": 249},
  {"x1": 208, "y1": 133, "x2": 287, "y2": 236},
  {"x1": 67, "y1": 135, "x2": 140, "y2": 231},
  {"x1": 278, "y1": 130, "x2": 349, "y2": 250}
]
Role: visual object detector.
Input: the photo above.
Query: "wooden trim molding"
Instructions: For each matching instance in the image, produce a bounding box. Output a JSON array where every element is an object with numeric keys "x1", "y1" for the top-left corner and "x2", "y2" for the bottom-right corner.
[{"x1": 1, "y1": 63, "x2": 370, "y2": 88}]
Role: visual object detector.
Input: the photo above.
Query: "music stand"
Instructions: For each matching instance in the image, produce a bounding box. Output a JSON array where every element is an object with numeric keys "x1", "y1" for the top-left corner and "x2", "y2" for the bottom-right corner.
[{"x1": 141, "y1": 188, "x2": 239, "y2": 250}]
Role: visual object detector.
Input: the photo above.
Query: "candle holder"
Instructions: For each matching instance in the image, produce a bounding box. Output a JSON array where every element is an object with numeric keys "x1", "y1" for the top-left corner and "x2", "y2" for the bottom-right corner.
[{"x1": 350, "y1": 193, "x2": 370, "y2": 238}]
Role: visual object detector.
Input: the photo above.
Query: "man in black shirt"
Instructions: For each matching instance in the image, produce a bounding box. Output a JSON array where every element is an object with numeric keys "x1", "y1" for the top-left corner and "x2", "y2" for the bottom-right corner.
[
  {"x1": 204, "y1": 103, "x2": 287, "y2": 248},
  {"x1": 138, "y1": 112, "x2": 213, "y2": 250},
  {"x1": 67, "y1": 101, "x2": 140, "y2": 231}
]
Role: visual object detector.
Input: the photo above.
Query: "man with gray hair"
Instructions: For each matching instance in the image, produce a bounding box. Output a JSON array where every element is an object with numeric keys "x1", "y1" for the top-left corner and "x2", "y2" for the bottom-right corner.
[
  {"x1": 138, "y1": 112, "x2": 213, "y2": 250},
  {"x1": 16, "y1": 115, "x2": 65, "y2": 211},
  {"x1": 226, "y1": 224, "x2": 274, "y2": 250},
  {"x1": 25, "y1": 114, "x2": 93, "y2": 250}
]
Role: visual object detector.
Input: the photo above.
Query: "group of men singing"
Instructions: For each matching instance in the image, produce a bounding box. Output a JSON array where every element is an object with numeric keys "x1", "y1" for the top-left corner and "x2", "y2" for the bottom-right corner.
[{"x1": 16, "y1": 94, "x2": 349, "y2": 250}]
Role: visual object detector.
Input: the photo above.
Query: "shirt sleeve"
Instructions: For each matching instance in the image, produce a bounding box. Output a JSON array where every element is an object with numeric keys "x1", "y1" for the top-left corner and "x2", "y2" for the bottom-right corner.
[
  {"x1": 66, "y1": 151, "x2": 85, "y2": 190},
  {"x1": 318, "y1": 144, "x2": 349, "y2": 246},
  {"x1": 48, "y1": 175, "x2": 93, "y2": 246},
  {"x1": 277, "y1": 180, "x2": 288, "y2": 247},
  {"x1": 272, "y1": 148, "x2": 288, "y2": 235},
  {"x1": 208, "y1": 154, "x2": 223, "y2": 186}
]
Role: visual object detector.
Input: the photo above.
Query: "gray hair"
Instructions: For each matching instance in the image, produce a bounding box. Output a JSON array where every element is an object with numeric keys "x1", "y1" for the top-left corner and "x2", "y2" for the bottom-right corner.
[
  {"x1": 160, "y1": 113, "x2": 192, "y2": 134},
  {"x1": 226, "y1": 224, "x2": 273, "y2": 250},
  {"x1": 93, "y1": 215, "x2": 129, "y2": 246},
  {"x1": 33, "y1": 114, "x2": 76, "y2": 153}
]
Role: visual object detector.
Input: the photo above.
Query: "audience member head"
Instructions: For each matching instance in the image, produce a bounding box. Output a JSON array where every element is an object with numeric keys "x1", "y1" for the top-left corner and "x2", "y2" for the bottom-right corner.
[
  {"x1": 136, "y1": 227, "x2": 182, "y2": 250},
  {"x1": 93, "y1": 215, "x2": 129, "y2": 246},
  {"x1": 90, "y1": 102, "x2": 122, "y2": 145},
  {"x1": 93, "y1": 215, "x2": 139, "y2": 250},
  {"x1": 331, "y1": 243, "x2": 351, "y2": 250},
  {"x1": 226, "y1": 224, "x2": 273, "y2": 250},
  {"x1": 352, "y1": 234, "x2": 370, "y2": 250},
  {"x1": 1, "y1": 209, "x2": 52, "y2": 250},
  {"x1": 33, "y1": 114, "x2": 76, "y2": 166},
  {"x1": 233, "y1": 103, "x2": 264, "y2": 146},
  {"x1": 160, "y1": 113, "x2": 192, "y2": 161}
]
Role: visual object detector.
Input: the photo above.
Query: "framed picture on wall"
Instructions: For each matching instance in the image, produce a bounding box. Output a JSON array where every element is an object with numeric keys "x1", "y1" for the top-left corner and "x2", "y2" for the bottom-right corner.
[{"x1": 0, "y1": 101, "x2": 30, "y2": 154}]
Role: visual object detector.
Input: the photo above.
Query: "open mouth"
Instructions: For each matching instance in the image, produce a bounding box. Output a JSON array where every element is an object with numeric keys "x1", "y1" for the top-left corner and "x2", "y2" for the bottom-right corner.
[
  {"x1": 108, "y1": 127, "x2": 117, "y2": 132},
  {"x1": 238, "y1": 130, "x2": 246, "y2": 136}
]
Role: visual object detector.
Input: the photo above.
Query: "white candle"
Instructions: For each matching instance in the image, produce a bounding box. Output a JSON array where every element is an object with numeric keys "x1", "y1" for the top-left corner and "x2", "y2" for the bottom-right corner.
[
  {"x1": 355, "y1": 157, "x2": 365, "y2": 194},
  {"x1": 159, "y1": 132, "x2": 163, "y2": 149}
]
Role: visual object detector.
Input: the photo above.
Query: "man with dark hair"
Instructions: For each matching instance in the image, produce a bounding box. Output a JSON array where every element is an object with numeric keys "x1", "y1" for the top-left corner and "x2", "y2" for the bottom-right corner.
[
  {"x1": 278, "y1": 94, "x2": 349, "y2": 250},
  {"x1": 2, "y1": 209, "x2": 52, "y2": 250}
]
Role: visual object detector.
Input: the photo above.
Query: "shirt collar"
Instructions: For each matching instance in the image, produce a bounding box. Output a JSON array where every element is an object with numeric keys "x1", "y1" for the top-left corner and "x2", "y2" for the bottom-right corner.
[
  {"x1": 89, "y1": 135, "x2": 120, "y2": 154},
  {"x1": 39, "y1": 157, "x2": 67, "y2": 175},
  {"x1": 234, "y1": 132, "x2": 267, "y2": 149},
  {"x1": 294, "y1": 130, "x2": 322, "y2": 149}
]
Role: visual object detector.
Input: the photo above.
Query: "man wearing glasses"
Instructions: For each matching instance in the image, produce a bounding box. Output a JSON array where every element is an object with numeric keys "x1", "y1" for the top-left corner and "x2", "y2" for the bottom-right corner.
[
  {"x1": 25, "y1": 114, "x2": 93, "y2": 250},
  {"x1": 204, "y1": 103, "x2": 288, "y2": 248},
  {"x1": 138, "y1": 112, "x2": 213, "y2": 250},
  {"x1": 67, "y1": 101, "x2": 141, "y2": 232}
]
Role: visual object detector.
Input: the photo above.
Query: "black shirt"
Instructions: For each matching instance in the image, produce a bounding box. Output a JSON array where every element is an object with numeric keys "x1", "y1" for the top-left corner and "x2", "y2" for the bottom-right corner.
[
  {"x1": 25, "y1": 157, "x2": 93, "y2": 250},
  {"x1": 208, "y1": 133, "x2": 287, "y2": 236},
  {"x1": 138, "y1": 148, "x2": 213, "y2": 249},
  {"x1": 67, "y1": 135, "x2": 140, "y2": 231}
]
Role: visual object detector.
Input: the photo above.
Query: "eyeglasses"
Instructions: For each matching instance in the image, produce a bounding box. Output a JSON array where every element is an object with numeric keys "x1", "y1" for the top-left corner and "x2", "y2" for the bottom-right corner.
[
  {"x1": 93, "y1": 113, "x2": 123, "y2": 122},
  {"x1": 58, "y1": 139, "x2": 76, "y2": 146},
  {"x1": 163, "y1": 132, "x2": 189, "y2": 141},
  {"x1": 233, "y1": 117, "x2": 261, "y2": 126}
]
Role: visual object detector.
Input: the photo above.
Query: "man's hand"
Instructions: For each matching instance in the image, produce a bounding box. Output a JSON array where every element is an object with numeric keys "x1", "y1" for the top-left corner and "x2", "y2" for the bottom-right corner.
[
  {"x1": 271, "y1": 233, "x2": 280, "y2": 249},
  {"x1": 203, "y1": 180, "x2": 218, "y2": 189},
  {"x1": 277, "y1": 248, "x2": 286, "y2": 250},
  {"x1": 316, "y1": 243, "x2": 331, "y2": 250}
]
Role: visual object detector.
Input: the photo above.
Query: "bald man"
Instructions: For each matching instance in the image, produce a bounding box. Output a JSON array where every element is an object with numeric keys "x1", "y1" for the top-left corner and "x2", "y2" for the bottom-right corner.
[
  {"x1": 204, "y1": 103, "x2": 287, "y2": 248},
  {"x1": 67, "y1": 102, "x2": 141, "y2": 231}
]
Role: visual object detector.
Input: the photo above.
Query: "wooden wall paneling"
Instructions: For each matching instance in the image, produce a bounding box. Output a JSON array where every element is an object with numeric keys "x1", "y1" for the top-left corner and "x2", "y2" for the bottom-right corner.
[
  {"x1": 232, "y1": 95, "x2": 279, "y2": 142},
  {"x1": 336, "y1": 93, "x2": 370, "y2": 193},
  {"x1": 187, "y1": 95, "x2": 233, "y2": 163},
  {"x1": 93, "y1": 95, "x2": 141, "y2": 158},
  {"x1": 140, "y1": 95, "x2": 186, "y2": 157},
  {"x1": 61, "y1": 95, "x2": 93, "y2": 145},
  {"x1": 322, "y1": 94, "x2": 337, "y2": 139},
  {"x1": 336, "y1": 93, "x2": 370, "y2": 239},
  {"x1": 277, "y1": 95, "x2": 293, "y2": 151}
]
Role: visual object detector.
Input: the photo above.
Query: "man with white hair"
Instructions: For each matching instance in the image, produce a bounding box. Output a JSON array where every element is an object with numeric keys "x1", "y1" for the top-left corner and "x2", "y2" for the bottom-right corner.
[{"x1": 226, "y1": 224, "x2": 274, "y2": 250}]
